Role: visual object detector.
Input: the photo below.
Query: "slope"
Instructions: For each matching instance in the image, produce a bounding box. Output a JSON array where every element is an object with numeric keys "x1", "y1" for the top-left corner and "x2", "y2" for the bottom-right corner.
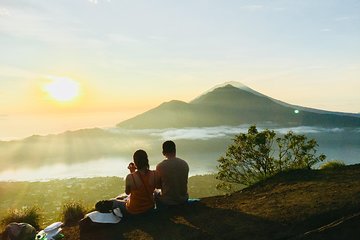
[{"x1": 62, "y1": 164, "x2": 360, "y2": 240}]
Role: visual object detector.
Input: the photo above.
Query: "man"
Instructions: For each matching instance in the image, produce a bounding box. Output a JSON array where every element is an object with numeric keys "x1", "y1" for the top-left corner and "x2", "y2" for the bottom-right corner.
[{"x1": 156, "y1": 140, "x2": 189, "y2": 206}]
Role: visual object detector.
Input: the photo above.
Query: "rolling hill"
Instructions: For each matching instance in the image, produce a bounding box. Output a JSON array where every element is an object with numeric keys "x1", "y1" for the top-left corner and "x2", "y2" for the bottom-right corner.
[{"x1": 117, "y1": 83, "x2": 360, "y2": 129}]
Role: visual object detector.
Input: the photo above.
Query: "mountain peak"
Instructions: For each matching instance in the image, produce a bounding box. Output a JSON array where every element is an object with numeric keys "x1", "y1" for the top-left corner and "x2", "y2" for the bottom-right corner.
[
  {"x1": 208, "y1": 81, "x2": 251, "y2": 90},
  {"x1": 190, "y1": 81, "x2": 256, "y2": 103},
  {"x1": 117, "y1": 81, "x2": 360, "y2": 129}
]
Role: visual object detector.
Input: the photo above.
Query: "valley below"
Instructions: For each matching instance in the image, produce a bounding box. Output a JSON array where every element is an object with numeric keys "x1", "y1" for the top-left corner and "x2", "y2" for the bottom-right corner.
[{"x1": 0, "y1": 125, "x2": 359, "y2": 181}]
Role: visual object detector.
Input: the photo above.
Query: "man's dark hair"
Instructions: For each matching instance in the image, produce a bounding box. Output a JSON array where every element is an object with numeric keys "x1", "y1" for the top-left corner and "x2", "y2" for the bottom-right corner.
[
  {"x1": 162, "y1": 140, "x2": 176, "y2": 154},
  {"x1": 133, "y1": 149, "x2": 150, "y2": 170}
]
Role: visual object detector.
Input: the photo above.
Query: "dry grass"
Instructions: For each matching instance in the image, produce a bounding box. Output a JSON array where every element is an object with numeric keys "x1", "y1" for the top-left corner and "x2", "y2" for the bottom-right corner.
[
  {"x1": 61, "y1": 201, "x2": 89, "y2": 226},
  {"x1": 4, "y1": 164, "x2": 360, "y2": 240},
  {"x1": 0, "y1": 206, "x2": 41, "y2": 230}
]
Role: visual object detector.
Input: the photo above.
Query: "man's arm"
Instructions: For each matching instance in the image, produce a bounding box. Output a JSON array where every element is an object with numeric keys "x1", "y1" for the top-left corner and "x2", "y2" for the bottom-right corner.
[{"x1": 155, "y1": 165, "x2": 162, "y2": 189}]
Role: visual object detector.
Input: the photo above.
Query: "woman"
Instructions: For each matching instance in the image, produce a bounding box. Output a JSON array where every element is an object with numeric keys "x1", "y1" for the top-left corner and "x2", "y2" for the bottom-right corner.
[{"x1": 116, "y1": 149, "x2": 156, "y2": 215}]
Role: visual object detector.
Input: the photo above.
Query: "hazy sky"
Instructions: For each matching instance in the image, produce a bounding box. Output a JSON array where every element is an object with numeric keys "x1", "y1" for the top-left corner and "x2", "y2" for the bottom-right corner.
[{"x1": 0, "y1": 0, "x2": 359, "y2": 138}]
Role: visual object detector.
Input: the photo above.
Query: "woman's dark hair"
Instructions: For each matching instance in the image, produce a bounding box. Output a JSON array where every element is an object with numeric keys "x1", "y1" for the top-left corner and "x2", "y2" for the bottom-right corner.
[{"x1": 133, "y1": 149, "x2": 149, "y2": 171}]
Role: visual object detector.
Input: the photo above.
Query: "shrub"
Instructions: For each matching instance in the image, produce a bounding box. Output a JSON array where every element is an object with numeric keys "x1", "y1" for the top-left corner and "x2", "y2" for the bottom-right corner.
[
  {"x1": 217, "y1": 125, "x2": 326, "y2": 188},
  {"x1": 61, "y1": 201, "x2": 87, "y2": 226},
  {"x1": 320, "y1": 160, "x2": 346, "y2": 170},
  {"x1": 1, "y1": 206, "x2": 41, "y2": 230}
]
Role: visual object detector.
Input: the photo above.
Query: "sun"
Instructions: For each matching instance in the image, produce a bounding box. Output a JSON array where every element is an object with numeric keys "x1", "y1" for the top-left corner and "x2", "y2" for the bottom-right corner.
[{"x1": 43, "y1": 76, "x2": 80, "y2": 102}]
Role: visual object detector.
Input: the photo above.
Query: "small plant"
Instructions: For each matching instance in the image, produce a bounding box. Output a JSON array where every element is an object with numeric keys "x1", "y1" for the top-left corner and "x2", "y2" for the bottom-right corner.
[
  {"x1": 1, "y1": 206, "x2": 41, "y2": 230},
  {"x1": 320, "y1": 160, "x2": 346, "y2": 170},
  {"x1": 61, "y1": 201, "x2": 87, "y2": 226}
]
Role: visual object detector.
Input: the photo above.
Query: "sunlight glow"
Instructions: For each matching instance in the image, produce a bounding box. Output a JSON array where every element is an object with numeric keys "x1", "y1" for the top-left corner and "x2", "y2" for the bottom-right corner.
[{"x1": 43, "y1": 76, "x2": 80, "y2": 102}]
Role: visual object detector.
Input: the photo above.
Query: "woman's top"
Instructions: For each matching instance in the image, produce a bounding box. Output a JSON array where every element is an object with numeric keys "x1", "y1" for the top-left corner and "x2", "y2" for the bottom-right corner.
[{"x1": 126, "y1": 170, "x2": 156, "y2": 214}]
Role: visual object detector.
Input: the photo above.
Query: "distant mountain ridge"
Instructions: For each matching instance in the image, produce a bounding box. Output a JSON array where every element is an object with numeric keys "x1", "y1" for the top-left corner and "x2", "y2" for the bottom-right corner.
[{"x1": 117, "y1": 82, "x2": 360, "y2": 129}]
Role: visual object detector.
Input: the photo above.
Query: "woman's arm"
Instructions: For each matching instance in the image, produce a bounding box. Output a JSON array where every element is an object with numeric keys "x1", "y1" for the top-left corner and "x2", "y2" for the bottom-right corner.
[{"x1": 125, "y1": 174, "x2": 132, "y2": 195}]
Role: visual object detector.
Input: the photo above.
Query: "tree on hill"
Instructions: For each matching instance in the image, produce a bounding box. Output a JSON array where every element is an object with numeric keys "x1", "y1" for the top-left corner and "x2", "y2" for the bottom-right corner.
[{"x1": 216, "y1": 125, "x2": 326, "y2": 188}]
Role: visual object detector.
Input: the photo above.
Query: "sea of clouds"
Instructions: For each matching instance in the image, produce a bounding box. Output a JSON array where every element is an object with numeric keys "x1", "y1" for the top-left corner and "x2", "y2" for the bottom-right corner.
[{"x1": 108, "y1": 125, "x2": 351, "y2": 141}]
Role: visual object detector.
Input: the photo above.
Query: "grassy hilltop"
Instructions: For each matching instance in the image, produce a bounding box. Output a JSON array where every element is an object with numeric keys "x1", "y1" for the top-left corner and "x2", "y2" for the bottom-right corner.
[
  {"x1": 0, "y1": 175, "x2": 225, "y2": 227},
  {"x1": 75, "y1": 164, "x2": 360, "y2": 240},
  {"x1": 1, "y1": 165, "x2": 360, "y2": 239}
]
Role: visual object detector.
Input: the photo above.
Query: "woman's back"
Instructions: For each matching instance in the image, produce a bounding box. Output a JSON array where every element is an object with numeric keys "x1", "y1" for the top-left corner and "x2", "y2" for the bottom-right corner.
[{"x1": 126, "y1": 170, "x2": 156, "y2": 214}]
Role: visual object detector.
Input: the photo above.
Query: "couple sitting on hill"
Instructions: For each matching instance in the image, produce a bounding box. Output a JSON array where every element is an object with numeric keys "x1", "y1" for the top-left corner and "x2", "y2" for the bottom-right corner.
[{"x1": 113, "y1": 140, "x2": 190, "y2": 216}]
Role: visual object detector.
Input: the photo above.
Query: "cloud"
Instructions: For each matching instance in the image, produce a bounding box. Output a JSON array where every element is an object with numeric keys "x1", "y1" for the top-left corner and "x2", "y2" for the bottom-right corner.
[
  {"x1": 240, "y1": 5, "x2": 265, "y2": 11},
  {"x1": 0, "y1": 4, "x2": 104, "y2": 49},
  {"x1": 239, "y1": 4, "x2": 286, "y2": 12},
  {"x1": 0, "y1": 7, "x2": 11, "y2": 16},
  {"x1": 267, "y1": 127, "x2": 319, "y2": 135},
  {"x1": 335, "y1": 16, "x2": 358, "y2": 22},
  {"x1": 321, "y1": 28, "x2": 332, "y2": 32},
  {"x1": 0, "y1": 157, "x2": 129, "y2": 181},
  {"x1": 106, "y1": 33, "x2": 141, "y2": 44},
  {"x1": 111, "y1": 125, "x2": 347, "y2": 141},
  {"x1": 273, "y1": 7, "x2": 286, "y2": 11},
  {"x1": 149, "y1": 126, "x2": 245, "y2": 140},
  {"x1": 107, "y1": 125, "x2": 249, "y2": 140},
  {"x1": 88, "y1": 0, "x2": 111, "y2": 4},
  {"x1": 0, "y1": 65, "x2": 38, "y2": 79},
  {"x1": 0, "y1": 114, "x2": 8, "y2": 120},
  {"x1": 0, "y1": 6, "x2": 56, "y2": 40},
  {"x1": 147, "y1": 35, "x2": 167, "y2": 42}
]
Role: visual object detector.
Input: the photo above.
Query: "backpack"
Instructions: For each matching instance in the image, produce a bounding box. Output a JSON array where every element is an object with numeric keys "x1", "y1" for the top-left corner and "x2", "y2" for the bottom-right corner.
[
  {"x1": 95, "y1": 200, "x2": 115, "y2": 214},
  {"x1": 2, "y1": 222, "x2": 36, "y2": 240}
]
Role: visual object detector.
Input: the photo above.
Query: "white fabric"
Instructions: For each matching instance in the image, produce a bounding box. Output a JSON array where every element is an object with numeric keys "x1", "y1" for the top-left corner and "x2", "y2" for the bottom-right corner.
[
  {"x1": 44, "y1": 222, "x2": 63, "y2": 232},
  {"x1": 86, "y1": 209, "x2": 122, "y2": 224},
  {"x1": 44, "y1": 222, "x2": 63, "y2": 238}
]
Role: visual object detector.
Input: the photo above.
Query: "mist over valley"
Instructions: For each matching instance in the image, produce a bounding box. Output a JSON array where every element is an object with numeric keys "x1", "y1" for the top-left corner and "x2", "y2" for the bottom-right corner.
[{"x1": 0, "y1": 83, "x2": 359, "y2": 181}]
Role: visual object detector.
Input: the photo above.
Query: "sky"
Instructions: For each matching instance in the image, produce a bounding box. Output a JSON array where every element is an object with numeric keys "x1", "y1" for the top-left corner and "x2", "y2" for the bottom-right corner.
[{"x1": 0, "y1": 0, "x2": 359, "y2": 139}]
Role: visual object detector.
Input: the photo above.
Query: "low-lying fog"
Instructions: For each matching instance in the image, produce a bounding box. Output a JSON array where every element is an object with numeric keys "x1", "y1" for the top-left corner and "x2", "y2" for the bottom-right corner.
[{"x1": 0, "y1": 125, "x2": 359, "y2": 181}]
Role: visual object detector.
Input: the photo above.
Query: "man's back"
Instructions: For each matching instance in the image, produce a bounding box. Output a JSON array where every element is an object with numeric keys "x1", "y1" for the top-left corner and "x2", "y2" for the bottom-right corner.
[{"x1": 156, "y1": 157, "x2": 189, "y2": 205}]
